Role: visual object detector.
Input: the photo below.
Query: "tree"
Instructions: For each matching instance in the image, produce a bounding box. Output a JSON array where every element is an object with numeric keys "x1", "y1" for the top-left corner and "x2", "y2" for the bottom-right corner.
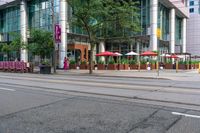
[
  {"x1": 27, "y1": 29, "x2": 54, "y2": 63},
  {"x1": 67, "y1": 0, "x2": 140, "y2": 74}
]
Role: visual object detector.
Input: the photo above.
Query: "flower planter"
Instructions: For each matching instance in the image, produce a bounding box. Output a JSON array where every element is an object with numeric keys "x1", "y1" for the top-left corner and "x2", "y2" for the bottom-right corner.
[
  {"x1": 124, "y1": 64, "x2": 129, "y2": 70},
  {"x1": 118, "y1": 64, "x2": 124, "y2": 70},
  {"x1": 195, "y1": 64, "x2": 199, "y2": 69},
  {"x1": 140, "y1": 64, "x2": 146, "y2": 70},
  {"x1": 151, "y1": 63, "x2": 156, "y2": 70},
  {"x1": 69, "y1": 64, "x2": 76, "y2": 69},
  {"x1": 178, "y1": 64, "x2": 186, "y2": 70},
  {"x1": 130, "y1": 64, "x2": 138, "y2": 70},
  {"x1": 97, "y1": 64, "x2": 105, "y2": 70},
  {"x1": 80, "y1": 64, "x2": 88, "y2": 69},
  {"x1": 165, "y1": 63, "x2": 173, "y2": 69},
  {"x1": 39, "y1": 65, "x2": 51, "y2": 74},
  {"x1": 108, "y1": 64, "x2": 117, "y2": 70}
]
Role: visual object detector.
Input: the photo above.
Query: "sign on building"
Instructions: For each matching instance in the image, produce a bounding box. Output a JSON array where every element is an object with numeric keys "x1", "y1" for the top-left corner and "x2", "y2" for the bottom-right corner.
[{"x1": 55, "y1": 24, "x2": 61, "y2": 43}]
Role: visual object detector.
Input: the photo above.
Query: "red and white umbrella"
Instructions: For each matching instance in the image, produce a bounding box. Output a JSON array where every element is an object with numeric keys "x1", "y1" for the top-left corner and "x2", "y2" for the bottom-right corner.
[
  {"x1": 96, "y1": 51, "x2": 117, "y2": 56},
  {"x1": 140, "y1": 51, "x2": 158, "y2": 56}
]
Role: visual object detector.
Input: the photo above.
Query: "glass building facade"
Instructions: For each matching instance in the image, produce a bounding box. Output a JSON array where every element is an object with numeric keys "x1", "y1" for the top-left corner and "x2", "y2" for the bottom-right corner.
[{"x1": 0, "y1": 6, "x2": 20, "y2": 42}]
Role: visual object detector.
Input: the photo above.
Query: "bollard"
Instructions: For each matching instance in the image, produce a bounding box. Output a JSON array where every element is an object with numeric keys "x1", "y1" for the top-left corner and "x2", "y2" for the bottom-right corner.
[
  {"x1": 176, "y1": 60, "x2": 178, "y2": 73},
  {"x1": 138, "y1": 61, "x2": 140, "y2": 72},
  {"x1": 199, "y1": 63, "x2": 200, "y2": 74},
  {"x1": 157, "y1": 61, "x2": 159, "y2": 76}
]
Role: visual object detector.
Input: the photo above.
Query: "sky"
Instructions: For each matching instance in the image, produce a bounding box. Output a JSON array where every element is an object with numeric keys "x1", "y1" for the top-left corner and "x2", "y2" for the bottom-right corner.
[{"x1": 0, "y1": 0, "x2": 14, "y2": 5}]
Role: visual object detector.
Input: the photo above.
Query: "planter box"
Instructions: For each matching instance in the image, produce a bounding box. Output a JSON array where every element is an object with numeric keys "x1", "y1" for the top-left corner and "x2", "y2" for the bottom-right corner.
[
  {"x1": 151, "y1": 63, "x2": 156, "y2": 70},
  {"x1": 118, "y1": 64, "x2": 124, "y2": 70},
  {"x1": 88, "y1": 64, "x2": 94, "y2": 70},
  {"x1": 40, "y1": 65, "x2": 51, "y2": 74},
  {"x1": 130, "y1": 64, "x2": 138, "y2": 70},
  {"x1": 69, "y1": 64, "x2": 76, "y2": 69},
  {"x1": 80, "y1": 64, "x2": 88, "y2": 69},
  {"x1": 140, "y1": 64, "x2": 146, "y2": 70},
  {"x1": 97, "y1": 64, "x2": 105, "y2": 70},
  {"x1": 165, "y1": 63, "x2": 173, "y2": 69},
  {"x1": 178, "y1": 64, "x2": 186, "y2": 70},
  {"x1": 195, "y1": 64, "x2": 199, "y2": 69},
  {"x1": 108, "y1": 64, "x2": 117, "y2": 70},
  {"x1": 124, "y1": 64, "x2": 129, "y2": 70}
]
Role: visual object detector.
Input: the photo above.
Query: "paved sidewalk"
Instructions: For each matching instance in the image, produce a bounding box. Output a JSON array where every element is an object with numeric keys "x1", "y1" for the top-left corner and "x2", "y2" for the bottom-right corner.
[{"x1": 56, "y1": 69, "x2": 200, "y2": 81}]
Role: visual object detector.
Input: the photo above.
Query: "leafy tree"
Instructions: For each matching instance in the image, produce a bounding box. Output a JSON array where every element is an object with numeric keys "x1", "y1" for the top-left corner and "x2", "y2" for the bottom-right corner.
[
  {"x1": 27, "y1": 29, "x2": 54, "y2": 63},
  {"x1": 67, "y1": 0, "x2": 140, "y2": 74}
]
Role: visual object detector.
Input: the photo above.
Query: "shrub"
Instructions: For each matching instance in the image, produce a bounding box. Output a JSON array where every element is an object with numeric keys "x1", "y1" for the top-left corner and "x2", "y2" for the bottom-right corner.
[
  {"x1": 70, "y1": 60, "x2": 76, "y2": 65},
  {"x1": 98, "y1": 60, "x2": 105, "y2": 64},
  {"x1": 81, "y1": 60, "x2": 87, "y2": 64},
  {"x1": 121, "y1": 58, "x2": 129, "y2": 64},
  {"x1": 108, "y1": 58, "x2": 115, "y2": 64},
  {"x1": 129, "y1": 60, "x2": 136, "y2": 65}
]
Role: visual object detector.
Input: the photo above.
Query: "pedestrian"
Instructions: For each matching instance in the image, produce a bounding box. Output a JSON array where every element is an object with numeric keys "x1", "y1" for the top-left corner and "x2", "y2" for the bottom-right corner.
[
  {"x1": 63, "y1": 57, "x2": 67, "y2": 70},
  {"x1": 67, "y1": 58, "x2": 69, "y2": 70}
]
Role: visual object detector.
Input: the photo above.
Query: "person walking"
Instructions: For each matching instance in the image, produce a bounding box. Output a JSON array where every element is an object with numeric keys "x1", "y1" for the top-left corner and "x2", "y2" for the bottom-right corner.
[{"x1": 63, "y1": 57, "x2": 67, "y2": 70}]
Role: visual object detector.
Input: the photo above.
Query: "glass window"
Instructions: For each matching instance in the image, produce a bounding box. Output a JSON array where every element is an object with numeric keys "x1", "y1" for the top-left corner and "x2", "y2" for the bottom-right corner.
[
  {"x1": 190, "y1": 1, "x2": 194, "y2": 6},
  {"x1": 190, "y1": 8, "x2": 194, "y2": 13}
]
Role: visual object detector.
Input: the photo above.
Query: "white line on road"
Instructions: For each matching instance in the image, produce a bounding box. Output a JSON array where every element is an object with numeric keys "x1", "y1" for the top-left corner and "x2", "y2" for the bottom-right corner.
[
  {"x1": 172, "y1": 112, "x2": 200, "y2": 119},
  {"x1": 0, "y1": 87, "x2": 16, "y2": 91}
]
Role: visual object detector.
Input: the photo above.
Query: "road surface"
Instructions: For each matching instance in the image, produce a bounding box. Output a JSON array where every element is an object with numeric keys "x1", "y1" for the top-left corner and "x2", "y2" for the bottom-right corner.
[{"x1": 0, "y1": 73, "x2": 200, "y2": 133}]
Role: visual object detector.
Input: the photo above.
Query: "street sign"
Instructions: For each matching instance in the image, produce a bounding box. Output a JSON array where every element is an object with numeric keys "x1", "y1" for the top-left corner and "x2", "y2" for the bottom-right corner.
[{"x1": 55, "y1": 24, "x2": 61, "y2": 43}]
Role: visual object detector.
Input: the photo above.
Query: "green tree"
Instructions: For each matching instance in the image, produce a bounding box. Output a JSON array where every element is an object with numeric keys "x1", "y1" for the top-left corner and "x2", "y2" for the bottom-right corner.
[
  {"x1": 27, "y1": 29, "x2": 54, "y2": 63},
  {"x1": 67, "y1": 0, "x2": 140, "y2": 74}
]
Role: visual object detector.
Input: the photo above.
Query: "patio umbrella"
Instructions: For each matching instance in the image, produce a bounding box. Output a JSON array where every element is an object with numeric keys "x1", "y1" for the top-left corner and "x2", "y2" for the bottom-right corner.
[
  {"x1": 160, "y1": 53, "x2": 170, "y2": 57},
  {"x1": 114, "y1": 52, "x2": 122, "y2": 56},
  {"x1": 125, "y1": 51, "x2": 139, "y2": 56},
  {"x1": 140, "y1": 51, "x2": 158, "y2": 56},
  {"x1": 168, "y1": 54, "x2": 179, "y2": 59},
  {"x1": 96, "y1": 51, "x2": 117, "y2": 64},
  {"x1": 96, "y1": 51, "x2": 117, "y2": 56}
]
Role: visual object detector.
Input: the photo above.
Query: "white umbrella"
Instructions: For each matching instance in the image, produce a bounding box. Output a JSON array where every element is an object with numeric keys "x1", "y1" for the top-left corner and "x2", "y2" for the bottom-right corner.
[
  {"x1": 160, "y1": 53, "x2": 170, "y2": 57},
  {"x1": 114, "y1": 52, "x2": 122, "y2": 56},
  {"x1": 125, "y1": 51, "x2": 139, "y2": 56}
]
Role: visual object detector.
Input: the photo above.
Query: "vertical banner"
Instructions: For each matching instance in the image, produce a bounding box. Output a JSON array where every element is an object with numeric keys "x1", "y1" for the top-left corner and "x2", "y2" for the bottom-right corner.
[{"x1": 55, "y1": 24, "x2": 61, "y2": 43}]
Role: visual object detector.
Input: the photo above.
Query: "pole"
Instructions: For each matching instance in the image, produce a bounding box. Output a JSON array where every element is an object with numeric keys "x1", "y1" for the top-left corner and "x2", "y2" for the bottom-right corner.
[
  {"x1": 199, "y1": 63, "x2": 200, "y2": 74},
  {"x1": 157, "y1": 60, "x2": 159, "y2": 76},
  {"x1": 51, "y1": 0, "x2": 56, "y2": 73},
  {"x1": 176, "y1": 60, "x2": 178, "y2": 73}
]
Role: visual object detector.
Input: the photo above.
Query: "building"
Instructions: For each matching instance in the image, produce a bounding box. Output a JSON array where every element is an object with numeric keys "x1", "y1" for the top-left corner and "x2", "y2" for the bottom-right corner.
[
  {"x1": 187, "y1": 0, "x2": 200, "y2": 57},
  {"x1": 0, "y1": 0, "x2": 189, "y2": 68}
]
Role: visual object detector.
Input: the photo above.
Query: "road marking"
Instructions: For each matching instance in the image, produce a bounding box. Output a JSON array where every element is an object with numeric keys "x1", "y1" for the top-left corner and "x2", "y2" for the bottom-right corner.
[
  {"x1": 172, "y1": 112, "x2": 200, "y2": 119},
  {"x1": 0, "y1": 87, "x2": 16, "y2": 92}
]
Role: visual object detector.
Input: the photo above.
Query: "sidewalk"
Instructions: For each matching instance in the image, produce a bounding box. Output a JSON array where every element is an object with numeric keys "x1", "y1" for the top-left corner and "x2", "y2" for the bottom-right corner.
[{"x1": 55, "y1": 69, "x2": 200, "y2": 81}]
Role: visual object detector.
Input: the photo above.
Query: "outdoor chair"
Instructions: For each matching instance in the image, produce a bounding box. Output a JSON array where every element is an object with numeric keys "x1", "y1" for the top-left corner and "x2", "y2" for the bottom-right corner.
[
  {"x1": 9, "y1": 61, "x2": 16, "y2": 72},
  {"x1": 4, "y1": 61, "x2": 9, "y2": 72},
  {"x1": 0, "y1": 62, "x2": 3, "y2": 71}
]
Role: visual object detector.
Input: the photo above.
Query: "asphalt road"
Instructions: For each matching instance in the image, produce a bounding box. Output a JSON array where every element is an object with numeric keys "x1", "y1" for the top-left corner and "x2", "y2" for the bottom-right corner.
[{"x1": 0, "y1": 73, "x2": 200, "y2": 133}]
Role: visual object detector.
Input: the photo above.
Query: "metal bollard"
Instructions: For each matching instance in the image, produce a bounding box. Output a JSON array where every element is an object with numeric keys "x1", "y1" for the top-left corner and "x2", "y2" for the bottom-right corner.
[
  {"x1": 199, "y1": 63, "x2": 200, "y2": 74},
  {"x1": 176, "y1": 60, "x2": 178, "y2": 73}
]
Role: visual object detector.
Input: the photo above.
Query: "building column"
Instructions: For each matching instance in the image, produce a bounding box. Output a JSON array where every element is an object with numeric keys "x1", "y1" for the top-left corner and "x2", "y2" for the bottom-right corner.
[
  {"x1": 20, "y1": 0, "x2": 28, "y2": 62},
  {"x1": 182, "y1": 18, "x2": 186, "y2": 53},
  {"x1": 170, "y1": 8, "x2": 175, "y2": 53},
  {"x1": 59, "y1": 0, "x2": 68, "y2": 68},
  {"x1": 99, "y1": 41, "x2": 105, "y2": 62},
  {"x1": 150, "y1": 0, "x2": 158, "y2": 51}
]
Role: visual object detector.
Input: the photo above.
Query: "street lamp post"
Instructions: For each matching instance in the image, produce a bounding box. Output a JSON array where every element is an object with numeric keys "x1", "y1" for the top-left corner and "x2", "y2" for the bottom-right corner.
[{"x1": 51, "y1": 0, "x2": 56, "y2": 73}]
